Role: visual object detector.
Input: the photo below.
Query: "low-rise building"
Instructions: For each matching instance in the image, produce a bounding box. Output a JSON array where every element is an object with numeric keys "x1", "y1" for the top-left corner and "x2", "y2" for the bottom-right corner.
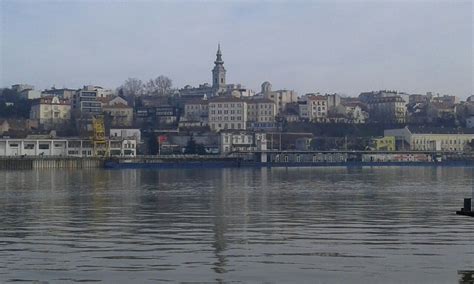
[
  {"x1": 384, "y1": 126, "x2": 474, "y2": 152},
  {"x1": 11, "y1": 84, "x2": 34, "y2": 93},
  {"x1": 298, "y1": 94, "x2": 328, "y2": 122},
  {"x1": 155, "y1": 105, "x2": 178, "y2": 124},
  {"x1": 20, "y1": 89, "x2": 42, "y2": 100},
  {"x1": 110, "y1": 128, "x2": 141, "y2": 142},
  {"x1": 98, "y1": 95, "x2": 128, "y2": 107},
  {"x1": 333, "y1": 101, "x2": 368, "y2": 123},
  {"x1": 369, "y1": 136, "x2": 396, "y2": 151},
  {"x1": 426, "y1": 102, "x2": 456, "y2": 123},
  {"x1": 94, "y1": 86, "x2": 115, "y2": 98},
  {"x1": 103, "y1": 103, "x2": 134, "y2": 127},
  {"x1": 0, "y1": 120, "x2": 10, "y2": 135},
  {"x1": 367, "y1": 96, "x2": 406, "y2": 123},
  {"x1": 227, "y1": 85, "x2": 255, "y2": 98},
  {"x1": 219, "y1": 131, "x2": 267, "y2": 154},
  {"x1": 259, "y1": 81, "x2": 297, "y2": 114},
  {"x1": 0, "y1": 119, "x2": 37, "y2": 137},
  {"x1": 29, "y1": 97, "x2": 71, "y2": 129},
  {"x1": 42, "y1": 88, "x2": 76, "y2": 100},
  {"x1": 326, "y1": 93, "x2": 341, "y2": 109},
  {"x1": 431, "y1": 94, "x2": 460, "y2": 105},
  {"x1": 0, "y1": 138, "x2": 137, "y2": 157}
]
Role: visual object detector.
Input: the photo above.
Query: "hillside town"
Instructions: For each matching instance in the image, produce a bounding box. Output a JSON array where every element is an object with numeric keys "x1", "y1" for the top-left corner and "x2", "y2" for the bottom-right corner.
[{"x1": 1, "y1": 45, "x2": 474, "y2": 158}]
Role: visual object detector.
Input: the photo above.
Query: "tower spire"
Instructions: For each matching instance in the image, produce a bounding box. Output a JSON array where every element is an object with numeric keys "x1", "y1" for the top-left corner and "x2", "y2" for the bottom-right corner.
[
  {"x1": 215, "y1": 43, "x2": 223, "y2": 64},
  {"x1": 212, "y1": 43, "x2": 226, "y2": 94}
]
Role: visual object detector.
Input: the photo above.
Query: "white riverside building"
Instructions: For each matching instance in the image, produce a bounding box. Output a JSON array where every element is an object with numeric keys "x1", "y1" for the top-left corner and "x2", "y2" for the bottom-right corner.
[{"x1": 0, "y1": 138, "x2": 137, "y2": 157}]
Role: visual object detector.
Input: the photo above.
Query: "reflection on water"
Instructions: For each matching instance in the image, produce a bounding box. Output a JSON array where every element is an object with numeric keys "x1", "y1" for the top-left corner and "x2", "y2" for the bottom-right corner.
[{"x1": 0, "y1": 167, "x2": 473, "y2": 283}]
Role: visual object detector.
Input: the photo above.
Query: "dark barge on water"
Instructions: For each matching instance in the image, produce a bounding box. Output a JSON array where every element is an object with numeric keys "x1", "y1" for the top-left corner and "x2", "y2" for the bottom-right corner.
[
  {"x1": 457, "y1": 198, "x2": 474, "y2": 217},
  {"x1": 104, "y1": 150, "x2": 474, "y2": 169}
]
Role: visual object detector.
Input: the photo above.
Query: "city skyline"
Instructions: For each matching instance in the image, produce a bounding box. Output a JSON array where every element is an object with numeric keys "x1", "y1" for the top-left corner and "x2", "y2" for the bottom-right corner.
[{"x1": 1, "y1": 0, "x2": 472, "y2": 97}]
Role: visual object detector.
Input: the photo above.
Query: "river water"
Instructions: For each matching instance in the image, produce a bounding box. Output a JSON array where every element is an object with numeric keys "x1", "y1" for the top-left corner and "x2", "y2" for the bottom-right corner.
[{"x1": 0, "y1": 167, "x2": 473, "y2": 283}]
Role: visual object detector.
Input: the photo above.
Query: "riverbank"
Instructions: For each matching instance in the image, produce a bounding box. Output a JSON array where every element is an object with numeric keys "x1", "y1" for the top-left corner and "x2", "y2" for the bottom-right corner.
[
  {"x1": 1, "y1": 154, "x2": 474, "y2": 170},
  {"x1": 104, "y1": 157, "x2": 474, "y2": 169}
]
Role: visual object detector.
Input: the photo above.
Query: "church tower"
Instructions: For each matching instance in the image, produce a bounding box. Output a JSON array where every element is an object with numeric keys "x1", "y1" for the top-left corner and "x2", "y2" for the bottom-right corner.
[{"x1": 212, "y1": 44, "x2": 226, "y2": 95}]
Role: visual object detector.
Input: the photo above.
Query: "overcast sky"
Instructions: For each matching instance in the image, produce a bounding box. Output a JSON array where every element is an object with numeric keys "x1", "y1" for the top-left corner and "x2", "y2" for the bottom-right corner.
[{"x1": 1, "y1": 0, "x2": 472, "y2": 97}]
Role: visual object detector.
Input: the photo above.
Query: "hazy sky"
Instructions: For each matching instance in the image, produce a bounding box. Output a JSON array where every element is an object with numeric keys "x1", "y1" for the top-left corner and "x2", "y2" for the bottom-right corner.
[{"x1": 1, "y1": 0, "x2": 472, "y2": 97}]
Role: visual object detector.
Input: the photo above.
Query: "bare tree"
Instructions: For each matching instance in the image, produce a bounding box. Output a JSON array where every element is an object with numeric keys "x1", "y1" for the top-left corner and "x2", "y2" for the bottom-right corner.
[
  {"x1": 119, "y1": 78, "x2": 144, "y2": 98},
  {"x1": 145, "y1": 75, "x2": 173, "y2": 96}
]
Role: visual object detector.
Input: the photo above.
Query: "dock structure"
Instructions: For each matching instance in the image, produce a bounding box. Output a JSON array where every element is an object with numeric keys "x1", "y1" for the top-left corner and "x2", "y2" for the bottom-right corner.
[
  {"x1": 1, "y1": 150, "x2": 474, "y2": 170},
  {"x1": 227, "y1": 149, "x2": 474, "y2": 164},
  {"x1": 0, "y1": 157, "x2": 103, "y2": 170}
]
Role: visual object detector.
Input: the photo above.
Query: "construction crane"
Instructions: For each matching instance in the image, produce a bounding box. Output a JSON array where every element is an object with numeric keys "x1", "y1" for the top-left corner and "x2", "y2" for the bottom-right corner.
[{"x1": 92, "y1": 115, "x2": 109, "y2": 157}]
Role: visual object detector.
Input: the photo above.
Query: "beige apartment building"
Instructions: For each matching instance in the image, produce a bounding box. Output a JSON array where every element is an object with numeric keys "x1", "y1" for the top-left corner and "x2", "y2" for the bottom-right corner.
[
  {"x1": 207, "y1": 96, "x2": 277, "y2": 132},
  {"x1": 208, "y1": 97, "x2": 247, "y2": 132},
  {"x1": 184, "y1": 99, "x2": 209, "y2": 123},
  {"x1": 260, "y1": 81, "x2": 298, "y2": 114},
  {"x1": 30, "y1": 96, "x2": 71, "y2": 129},
  {"x1": 367, "y1": 96, "x2": 407, "y2": 123},
  {"x1": 103, "y1": 103, "x2": 134, "y2": 127},
  {"x1": 299, "y1": 95, "x2": 328, "y2": 122}
]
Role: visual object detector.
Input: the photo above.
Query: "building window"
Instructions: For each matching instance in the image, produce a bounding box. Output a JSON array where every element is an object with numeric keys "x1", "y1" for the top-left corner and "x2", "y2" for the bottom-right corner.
[
  {"x1": 39, "y1": 144, "x2": 49, "y2": 150},
  {"x1": 24, "y1": 144, "x2": 35, "y2": 150}
]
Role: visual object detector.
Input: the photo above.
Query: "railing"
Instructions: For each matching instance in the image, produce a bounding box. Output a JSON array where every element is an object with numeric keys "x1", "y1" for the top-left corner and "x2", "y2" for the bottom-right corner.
[{"x1": 0, "y1": 155, "x2": 104, "y2": 160}]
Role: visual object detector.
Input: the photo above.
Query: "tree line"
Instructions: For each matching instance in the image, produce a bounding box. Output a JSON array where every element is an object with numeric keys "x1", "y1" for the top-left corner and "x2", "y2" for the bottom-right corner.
[{"x1": 117, "y1": 75, "x2": 176, "y2": 98}]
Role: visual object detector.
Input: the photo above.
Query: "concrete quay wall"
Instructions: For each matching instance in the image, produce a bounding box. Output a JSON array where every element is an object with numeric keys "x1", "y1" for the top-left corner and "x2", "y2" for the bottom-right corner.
[{"x1": 0, "y1": 157, "x2": 103, "y2": 170}]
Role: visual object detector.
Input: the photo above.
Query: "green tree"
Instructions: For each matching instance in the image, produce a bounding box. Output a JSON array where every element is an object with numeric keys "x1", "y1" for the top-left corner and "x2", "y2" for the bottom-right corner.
[{"x1": 184, "y1": 136, "x2": 206, "y2": 155}]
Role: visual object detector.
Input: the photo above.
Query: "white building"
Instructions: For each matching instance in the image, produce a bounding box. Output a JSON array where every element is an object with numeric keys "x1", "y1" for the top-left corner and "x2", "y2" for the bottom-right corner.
[
  {"x1": 334, "y1": 102, "x2": 368, "y2": 123},
  {"x1": 94, "y1": 86, "x2": 115, "y2": 98},
  {"x1": 110, "y1": 128, "x2": 141, "y2": 143},
  {"x1": 72, "y1": 85, "x2": 102, "y2": 116},
  {"x1": 42, "y1": 88, "x2": 76, "y2": 100},
  {"x1": 20, "y1": 89, "x2": 42, "y2": 100},
  {"x1": 384, "y1": 126, "x2": 474, "y2": 152},
  {"x1": 0, "y1": 138, "x2": 137, "y2": 157},
  {"x1": 229, "y1": 86, "x2": 255, "y2": 98},
  {"x1": 219, "y1": 131, "x2": 267, "y2": 154}
]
